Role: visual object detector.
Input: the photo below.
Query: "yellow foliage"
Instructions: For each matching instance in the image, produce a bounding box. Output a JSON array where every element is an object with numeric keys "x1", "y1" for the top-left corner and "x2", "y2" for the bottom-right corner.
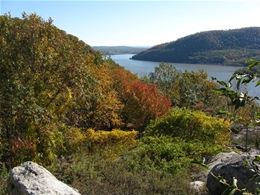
[
  {"x1": 61, "y1": 126, "x2": 87, "y2": 154},
  {"x1": 86, "y1": 128, "x2": 138, "y2": 147},
  {"x1": 85, "y1": 61, "x2": 124, "y2": 128},
  {"x1": 30, "y1": 123, "x2": 66, "y2": 165},
  {"x1": 64, "y1": 127, "x2": 86, "y2": 145},
  {"x1": 145, "y1": 108, "x2": 231, "y2": 146}
]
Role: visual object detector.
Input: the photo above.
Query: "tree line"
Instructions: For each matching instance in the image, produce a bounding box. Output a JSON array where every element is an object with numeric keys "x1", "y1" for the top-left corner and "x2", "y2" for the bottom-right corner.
[{"x1": 92, "y1": 46, "x2": 149, "y2": 55}]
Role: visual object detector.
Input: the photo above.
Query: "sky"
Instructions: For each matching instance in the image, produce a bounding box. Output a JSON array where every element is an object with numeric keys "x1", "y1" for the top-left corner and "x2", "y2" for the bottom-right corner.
[{"x1": 1, "y1": 0, "x2": 260, "y2": 47}]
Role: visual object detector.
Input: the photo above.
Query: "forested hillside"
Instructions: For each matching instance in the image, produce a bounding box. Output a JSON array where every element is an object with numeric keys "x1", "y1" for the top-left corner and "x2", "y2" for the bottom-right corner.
[
  {"x1": 131, "y1": 27, "x2": 260, "y2": 66},
  {"x1": 0, "y1": 13, "x2": 172, "y2": 167}
]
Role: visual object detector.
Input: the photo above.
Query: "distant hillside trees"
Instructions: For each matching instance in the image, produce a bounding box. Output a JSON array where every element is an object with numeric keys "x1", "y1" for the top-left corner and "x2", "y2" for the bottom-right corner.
[
  {"x1": 131, "y1": 27, "x2": 260, "y2": 66},
  {"x1": 92, "y1": 46, "x2": 149, "y2": 55}
]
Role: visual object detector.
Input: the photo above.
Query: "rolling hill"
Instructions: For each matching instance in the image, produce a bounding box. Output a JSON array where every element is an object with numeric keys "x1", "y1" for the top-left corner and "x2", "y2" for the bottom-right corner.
[{"x1": 131, "y1": 27, "x2": 260, "y2": 66}]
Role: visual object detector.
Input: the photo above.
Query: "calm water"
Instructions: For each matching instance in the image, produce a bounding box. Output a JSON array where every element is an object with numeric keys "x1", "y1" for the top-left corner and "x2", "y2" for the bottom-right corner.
[{"x1": 111, "y1": 54, "x2": 260, "y2": 97}]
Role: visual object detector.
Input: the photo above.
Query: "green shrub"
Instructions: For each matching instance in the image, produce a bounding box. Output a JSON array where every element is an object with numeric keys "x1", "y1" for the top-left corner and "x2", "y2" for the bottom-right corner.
[
  {"x1": 50, "y1": 149, "x2": 207, "y2": 195},
  {"x1": 144, "y1": 107, "x2": 231, "y2": 145},
  {"x1": 137, "y1": 136, "x2": 224, "y2": 174}
]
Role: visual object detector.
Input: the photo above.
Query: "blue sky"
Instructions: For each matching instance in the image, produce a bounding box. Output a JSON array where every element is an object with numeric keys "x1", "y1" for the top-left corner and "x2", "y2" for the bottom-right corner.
[{"x1": 1, "y1": 1, "x2": 260, "y2": 46}]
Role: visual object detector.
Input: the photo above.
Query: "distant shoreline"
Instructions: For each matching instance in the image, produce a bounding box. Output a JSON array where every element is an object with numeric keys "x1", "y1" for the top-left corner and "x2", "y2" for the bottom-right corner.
[
  {"x1": 129, "y1": 55, "x2": 245, "y2": 67},
  {"x1": 92, "y1": 46, "x2": 151, "y2": 55}
]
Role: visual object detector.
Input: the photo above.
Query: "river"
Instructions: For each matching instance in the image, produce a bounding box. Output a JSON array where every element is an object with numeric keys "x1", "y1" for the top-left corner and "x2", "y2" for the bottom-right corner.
[{"x1": 111, "y1": 54, "x2": 260, "y2": 97}]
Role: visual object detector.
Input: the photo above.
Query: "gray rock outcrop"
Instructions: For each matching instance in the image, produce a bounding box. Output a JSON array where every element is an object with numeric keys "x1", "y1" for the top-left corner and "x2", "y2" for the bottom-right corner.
[
  {"x1": 8, "y1": 161, "x2": 81, "y2": 195},
  {"x1": 206, "y1": 149, "x2": 260, "y2": 195},
  {"x1": 230, "y1": 124, "x2": 260, "y2": 150}
]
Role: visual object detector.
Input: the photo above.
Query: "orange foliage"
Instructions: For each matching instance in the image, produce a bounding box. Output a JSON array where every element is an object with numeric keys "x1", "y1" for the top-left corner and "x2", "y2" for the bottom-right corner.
[
  {"x1": 109, "y1": 66, "x2": 139, "y2": 104},
  {"x1": 123, "y1": 81, "x2": 172, "y2": 130},
  {"x1": 86, "y1": 61, "x2": 124, "y2": 129}
]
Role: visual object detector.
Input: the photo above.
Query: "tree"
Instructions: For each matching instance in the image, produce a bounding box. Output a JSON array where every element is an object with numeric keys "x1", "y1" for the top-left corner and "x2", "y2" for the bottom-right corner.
[
  {"x1": 178, "y1": 69, "x2": 220, "y2": 113},
  {"x1": 0, "y1": 13, "x2": 98, "y2": 166},
  {"x1": 148, "y1": 62, "x2": 182, "y2": 105},
  {"x1": 148, "y1": 63, "x2": 220, "y2": 113},
  {"x1": 84, "y1": 60, "x2": 124, "y2": 129},
  {"x1": 123, "y1": 81, "x2": 171, "y2": 131},
  {"x1": 109, "y1": 64, "x2": 139, "y2": 106}
]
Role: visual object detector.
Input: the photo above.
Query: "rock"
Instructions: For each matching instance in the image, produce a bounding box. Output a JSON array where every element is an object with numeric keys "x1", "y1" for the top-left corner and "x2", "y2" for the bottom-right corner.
[
  {"x1": 8, "y1": 161, "x2": 81, "y2": 195},
  {"x1": 230, "y1": 125, "x2": 260, "y2": 150},
  {"x1": 190, "y1": 181, "x2": 205, "y2": 192},
  {"x1": 190, "y1": 164, "x2": 208, "y2": 182},
  {"x1": 231, "y1": 123, "x2": 244, "y2": 134},
  {"x1": 240, "y1": 127, "x2": 260, "y2": 136},
  {"x1": 206, "y1": 149, "x2": 260, "y2": 195}
]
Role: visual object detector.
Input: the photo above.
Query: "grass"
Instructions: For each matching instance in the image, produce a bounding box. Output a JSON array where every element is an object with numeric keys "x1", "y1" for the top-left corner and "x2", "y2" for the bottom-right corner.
[
  {"x1": 0, "y1": 141, "x2": 211, "y2": 195},
  {"x1": 0, "y1": 164, "x2": 8, "y2": 195},
  {"x1": 48, "y1": 145, "x2": 209, "y2": 195}
]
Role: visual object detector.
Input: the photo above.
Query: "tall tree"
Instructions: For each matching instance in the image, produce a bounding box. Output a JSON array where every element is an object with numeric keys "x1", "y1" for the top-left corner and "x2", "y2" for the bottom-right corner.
[
  {"x1": 85, "y1": 60, "x2": 124, "y2": 129},
  {"x1": 0, "y1": 13, "x2": 97, "y2": 165}
]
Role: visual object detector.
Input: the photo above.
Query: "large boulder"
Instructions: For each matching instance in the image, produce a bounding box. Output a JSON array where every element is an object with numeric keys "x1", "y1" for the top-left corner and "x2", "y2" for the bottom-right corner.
[
  {"x1": 206, "y1": 149, "x2": 260, "y2": 195},
  {"x1": 8, "y1": 161, "x2": 81, "y2": 195}
]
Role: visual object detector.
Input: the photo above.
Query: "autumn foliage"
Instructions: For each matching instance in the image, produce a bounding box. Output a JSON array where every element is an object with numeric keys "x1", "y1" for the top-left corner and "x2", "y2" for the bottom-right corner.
[
  {"x1": 123, "y1": 81, "x2": 171, "y2": 130},
  {"x1": 86, "y1": 128, "x2": 138, "y2": 149},
  {"x1": 144, "y1": 107, "x2": 231, "y2": 145},
  {"x1": 3, "y1": 11, "x2": 260, "y2": 195},
  {"x1": 0, "y1": 13, "x2": 171, "y2": 167},
  {"x1": 2, "y1": 13, "x2": 256, "y2": 173}
]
